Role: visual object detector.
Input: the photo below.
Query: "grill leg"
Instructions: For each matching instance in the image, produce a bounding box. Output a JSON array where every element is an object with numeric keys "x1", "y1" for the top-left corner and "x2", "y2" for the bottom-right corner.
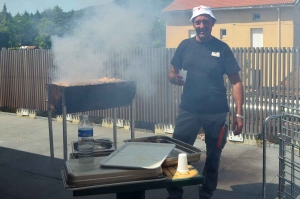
[
  {"x1": 47, "y1": 85, "x2": 55, "y2": 168},
  {"x1": 62, "y1": 106, "x2": 67, "y2": 161},
  {"x1": 62, "y1": 88, "x2": 68, "y2": 161},
  {"x1": 47, "y1": 104, "x2": 54, "y2": 168},
  {"x1": 130, "y1": 100, "x2": 135, "y2": 139},
  {"x1": 113, "y1": 108, "x2": 117, "y2": 149}
]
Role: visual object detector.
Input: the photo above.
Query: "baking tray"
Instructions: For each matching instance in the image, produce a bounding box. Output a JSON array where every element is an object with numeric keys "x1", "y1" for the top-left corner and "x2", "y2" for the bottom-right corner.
[
  {"x1": 62, "y1": 157, "x2": 164, "y2": 188},
  {"x1": 71, "y1": 138, "x2": 115, "y2": 159},
  {"x1": 61, "y1": 169, "x2": 166, "y2": 190},
  {"x1": 100, "y1": 142, "x2": 176, "y2": 169},
  {"x1": 124, "y1": 135, "x2": 202, "y2": 166}
]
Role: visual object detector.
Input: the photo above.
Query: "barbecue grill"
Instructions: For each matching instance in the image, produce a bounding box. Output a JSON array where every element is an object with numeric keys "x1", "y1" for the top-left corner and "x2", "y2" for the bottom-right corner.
[{"x1": 47, "y1": 81, "x2": 137, "y2": 162}]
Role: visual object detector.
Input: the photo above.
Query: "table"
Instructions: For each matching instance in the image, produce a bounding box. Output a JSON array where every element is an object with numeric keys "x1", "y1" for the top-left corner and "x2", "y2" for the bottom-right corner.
[{"x1": 70, "y1": 165, "x2": 204, "y2": 199}]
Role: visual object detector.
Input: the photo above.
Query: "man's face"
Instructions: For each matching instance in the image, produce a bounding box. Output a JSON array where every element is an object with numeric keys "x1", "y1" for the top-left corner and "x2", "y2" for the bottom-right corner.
[{"x1": 193, "y1": 14, "x2": 215, "y2": 41}]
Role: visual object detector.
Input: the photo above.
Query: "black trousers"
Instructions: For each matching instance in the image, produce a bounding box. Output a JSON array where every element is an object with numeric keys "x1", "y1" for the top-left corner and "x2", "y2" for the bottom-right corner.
[{"x1": 167, "y1": 109, "x2": 228, "y2": 199}]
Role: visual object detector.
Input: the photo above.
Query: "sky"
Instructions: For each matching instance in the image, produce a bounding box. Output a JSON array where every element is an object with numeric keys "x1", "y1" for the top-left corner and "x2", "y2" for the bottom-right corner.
[{"x1": 0, "y1": 0, "x2": 113, "y2": 16}]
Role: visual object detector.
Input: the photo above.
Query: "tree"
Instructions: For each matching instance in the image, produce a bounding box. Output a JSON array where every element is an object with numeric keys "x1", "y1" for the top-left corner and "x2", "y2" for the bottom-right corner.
[
  {"x1": 34, "y1": 35, "x2": 51, "y2": 49},
  {"x1": 0, "y1": 25, "x2": 9, "y2": 48},
  {"x1": 15, "y1": 11, "x2": 37, "y2": 46},
  {"x1": 150, "y1": 0, "x2": 173, "y2": 47},
  {"x1": 0, "y1": 3, "x2": 14, "y2": 48},
  {"x1": 1, "y1": 1, "x2": 173, "y2": 49},
  {"x1": 115, "y1": 0, "x2": 173, "y2": 48},
  {"x1": 34, "y1": 18, "x2": 56, "y2": 48},
  {"x1": 151, "y1": 15, "x2": 166, "y2": 47}
]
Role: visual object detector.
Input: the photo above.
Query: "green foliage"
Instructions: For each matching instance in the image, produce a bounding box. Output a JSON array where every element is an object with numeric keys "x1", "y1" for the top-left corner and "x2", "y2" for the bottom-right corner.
[
  {"x1": 151, "y1": 14, "x2": 167, "y2": 48},
  {"x1": 34, "y1": 35, "x2": 51, "y2": 49},
  {"x1": 0, "y1": 1, "x2": 172, "y2": 49},
  {"x1": 0, "y1": 3, "x2": 14, "y2": 48}
]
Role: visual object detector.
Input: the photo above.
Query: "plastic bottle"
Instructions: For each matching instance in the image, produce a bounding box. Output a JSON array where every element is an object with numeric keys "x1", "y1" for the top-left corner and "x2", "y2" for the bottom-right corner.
[{"x1": 78, "y1": 115, "x2": 94, "y2": 158}]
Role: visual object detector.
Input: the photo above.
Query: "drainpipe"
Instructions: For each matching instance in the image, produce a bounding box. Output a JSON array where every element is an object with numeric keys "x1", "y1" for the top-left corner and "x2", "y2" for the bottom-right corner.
[{"x1": 278, "y1": 7, "x2": 281, "y2": 48}]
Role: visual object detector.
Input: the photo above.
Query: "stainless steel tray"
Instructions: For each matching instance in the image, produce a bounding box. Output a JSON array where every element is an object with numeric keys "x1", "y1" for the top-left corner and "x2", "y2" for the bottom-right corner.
[
  {"x1": 100, "y1": 142, "x2": 175, "y2": 169},
  {"x1": 61, "y1": 169, "x2": 166, "y2": 190},
  {"x1": 63, "y1": 157, "x2": 163, "y2": 188},
  {"x1": 71, "y1": 138, "x2": 115, "y2": 159},
  {"x1": 124, "y1": 135, "x2": 202, "y2": 166}
]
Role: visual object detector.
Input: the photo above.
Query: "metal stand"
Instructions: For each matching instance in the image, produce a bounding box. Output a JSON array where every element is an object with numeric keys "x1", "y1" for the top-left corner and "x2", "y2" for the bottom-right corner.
[
  {"x1": 277, "y1": 107, "x2": 300, "y2": 199},
  {"x1": 47, "y1": 88, "x2": 135, "y2": 163}
]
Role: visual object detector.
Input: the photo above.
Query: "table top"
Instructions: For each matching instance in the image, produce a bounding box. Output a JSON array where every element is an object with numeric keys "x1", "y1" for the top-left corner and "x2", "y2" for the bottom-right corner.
[{"x1": 71, "y1": 165, "x2": 204, "y2": 197}]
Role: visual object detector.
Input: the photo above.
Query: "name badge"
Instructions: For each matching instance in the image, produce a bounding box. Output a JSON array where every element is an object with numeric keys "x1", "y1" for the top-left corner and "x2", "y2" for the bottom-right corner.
[{"x1": 211, "y1": 52, "x2": 220, "y2": 57}]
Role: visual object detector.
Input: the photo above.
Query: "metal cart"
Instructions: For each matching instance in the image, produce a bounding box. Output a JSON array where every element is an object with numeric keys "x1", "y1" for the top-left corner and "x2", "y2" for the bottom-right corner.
[{"x1": 262, "y1": 105, "x2": 300, "y2": 199}]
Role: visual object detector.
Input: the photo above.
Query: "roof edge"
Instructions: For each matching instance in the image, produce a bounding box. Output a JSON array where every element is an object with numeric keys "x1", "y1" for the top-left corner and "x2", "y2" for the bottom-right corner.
[{"x1": 162, "y1": 3, "x2": 298, "y2": 13}]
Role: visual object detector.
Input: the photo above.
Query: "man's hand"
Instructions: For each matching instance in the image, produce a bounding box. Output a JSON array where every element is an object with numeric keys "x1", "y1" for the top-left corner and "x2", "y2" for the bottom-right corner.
[
  {"x1": 174, "y1": 74, "x2": 185, "y2": 86},
  {"x1": 233, "y1": 117, "x2": 243, "y2": 135},
  {"x1": 168, "y1": 65, "x2": 185, "y2": 86},
  {"x1": 228, "y1": 72, "x2": 244, "y2": 136}
]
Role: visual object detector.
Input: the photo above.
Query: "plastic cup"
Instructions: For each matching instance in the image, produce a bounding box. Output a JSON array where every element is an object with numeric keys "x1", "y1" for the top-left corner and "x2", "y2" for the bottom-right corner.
[
  {"x1": 179, "y1": 70, "x2": 187, "y2": 82},
  {"x1": 177, "y1": 153, "x2": 189, "y2": 172}
]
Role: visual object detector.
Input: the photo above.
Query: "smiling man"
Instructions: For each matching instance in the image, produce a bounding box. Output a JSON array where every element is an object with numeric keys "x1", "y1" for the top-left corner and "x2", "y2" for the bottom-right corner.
[{"x1": 167, "y1": 5, "x2": 244, "y2": 199}]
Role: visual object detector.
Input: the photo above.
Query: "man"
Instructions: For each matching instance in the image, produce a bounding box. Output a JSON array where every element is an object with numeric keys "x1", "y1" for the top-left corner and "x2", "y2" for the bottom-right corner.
[{"x1": 166, "y1": 5, "x2": 244, "y2": 199}]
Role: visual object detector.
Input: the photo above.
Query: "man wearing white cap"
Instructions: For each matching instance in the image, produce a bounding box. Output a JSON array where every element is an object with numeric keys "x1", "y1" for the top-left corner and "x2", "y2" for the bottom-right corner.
[{"x1": 167, "y1": 5, "x2": 244, "y2": 199}]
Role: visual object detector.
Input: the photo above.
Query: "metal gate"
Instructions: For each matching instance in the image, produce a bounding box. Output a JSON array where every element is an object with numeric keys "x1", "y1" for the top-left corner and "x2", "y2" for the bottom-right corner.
[{"x1": 278, "y1": 106, "x2": 300, "y2": 198}]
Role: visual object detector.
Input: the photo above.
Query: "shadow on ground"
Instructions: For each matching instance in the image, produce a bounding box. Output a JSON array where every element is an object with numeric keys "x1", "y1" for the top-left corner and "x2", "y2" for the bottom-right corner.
[
  {"x1": 0, "y1": 147, "x2": 115, "y2": 199},
  {"x1": 211, "y1": 183, "x2": 298, "y2": 199}
]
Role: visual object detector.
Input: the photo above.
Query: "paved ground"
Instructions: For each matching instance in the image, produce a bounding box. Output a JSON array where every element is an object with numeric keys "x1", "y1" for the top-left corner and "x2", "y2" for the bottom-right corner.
[{"x1": 0, "y1": 112, "x2": 285, "y2": 199}]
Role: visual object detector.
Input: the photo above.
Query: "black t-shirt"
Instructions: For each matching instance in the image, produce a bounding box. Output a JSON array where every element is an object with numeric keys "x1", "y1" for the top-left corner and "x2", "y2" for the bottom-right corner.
[{"x1": 171, "y1": 37, "x2": 241, "y2": 113}]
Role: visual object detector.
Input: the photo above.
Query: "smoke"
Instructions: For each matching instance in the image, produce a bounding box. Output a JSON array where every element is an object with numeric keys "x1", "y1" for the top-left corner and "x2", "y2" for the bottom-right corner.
[{"x1": 50, "y1": 0, "x2": 159, "y2": 98}]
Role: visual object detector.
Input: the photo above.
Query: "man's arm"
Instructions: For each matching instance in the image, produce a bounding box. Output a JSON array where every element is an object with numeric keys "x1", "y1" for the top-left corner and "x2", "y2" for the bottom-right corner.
[
  {"x1": 168, "y1": 65, "x2": 185, "y2": 86},
  {"x1": 228, "y1": 72, "x2": 244, "y2": 135}
]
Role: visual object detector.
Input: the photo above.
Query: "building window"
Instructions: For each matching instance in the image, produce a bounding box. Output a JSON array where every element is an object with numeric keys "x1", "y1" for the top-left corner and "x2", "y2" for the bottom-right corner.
[
  {"x1": 251, "y1": 28, "x2": 263, "y2": 47},
  {"x1": 253, "y1": 13, "x2": 260, "y2": 21},
  {"x1": 189, "y1": 30, "x2": 196, "y2": 38},
  {"x1": 220, "y1": 29, "x2": 226, "y2": 39}
]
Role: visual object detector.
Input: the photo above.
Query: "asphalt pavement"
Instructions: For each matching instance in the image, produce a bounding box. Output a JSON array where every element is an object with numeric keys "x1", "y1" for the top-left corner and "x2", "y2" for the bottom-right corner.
[{"x1": 0, "y1": 112, "x2": 284, "y2": 199}]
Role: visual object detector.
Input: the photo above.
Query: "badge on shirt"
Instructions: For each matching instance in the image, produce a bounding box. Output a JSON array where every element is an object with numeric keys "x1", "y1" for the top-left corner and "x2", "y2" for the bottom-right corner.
[{"x1": 211, "y1": 52, "x2": 220, "y2": 57}]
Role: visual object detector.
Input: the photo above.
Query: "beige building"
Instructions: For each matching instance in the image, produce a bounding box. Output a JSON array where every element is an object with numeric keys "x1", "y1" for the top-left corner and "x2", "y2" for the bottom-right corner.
[{"x1": 163, "y1": 0, "x2": 300, "y2": 48}]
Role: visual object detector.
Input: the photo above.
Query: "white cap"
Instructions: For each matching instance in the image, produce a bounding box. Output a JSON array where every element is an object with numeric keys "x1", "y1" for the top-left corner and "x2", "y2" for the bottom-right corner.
[{"x1": 190, "y1": 5, "x2": 216, "y2": 22}]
